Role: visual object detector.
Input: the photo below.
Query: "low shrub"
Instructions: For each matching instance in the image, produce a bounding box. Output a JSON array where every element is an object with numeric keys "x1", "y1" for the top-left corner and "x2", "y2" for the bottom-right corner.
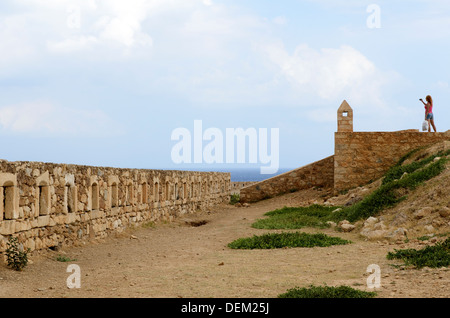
[
  {"x1": 229, "y1": 193, "x2": 240, "y2": 205},
  {"x1": 5, "y1": 236, "x2": 30, "y2": 271},
  {"x1": 228, "y1": 232, "x2": 351, "y2": 249},
  {"x1": 56, "y1": 255, "x2": 77, "y2": 262},
  {"x1": 386, "y1": 237, "x2": 450, "y2": 269},
  {"x1": 278, "y1": 285, "x2": 376, "y2": 298},
  {"x1": 252, "y1": 205, "x2": 337, "y2": 229}
]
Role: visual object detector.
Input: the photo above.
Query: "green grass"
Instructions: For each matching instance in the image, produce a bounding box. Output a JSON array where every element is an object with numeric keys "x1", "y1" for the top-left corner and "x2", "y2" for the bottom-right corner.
[
  {"x1": 252, "y1": 205, "x2": 338, "y2": 229},
  {"x1": 227, "y1": 232, "x2": 351, "y2": 249},
  {"x1": 278, "y1": 285, "x2": 377, "y2": 298},
  {"x1": 386, "y1": 237, "x2": 450, "y2": 269},
  {"x1": 381, "y1": 149, "x2": 449, "y2": 185},
  {"x1": 56, "y1": 255, "x2": 77, "y2": 262},
  {"x1": 332, "y1": 154, "x2": 448, "y2": 223},
  {"x1": 391, "y1": 147, "x2": 424, "y2": 168}
]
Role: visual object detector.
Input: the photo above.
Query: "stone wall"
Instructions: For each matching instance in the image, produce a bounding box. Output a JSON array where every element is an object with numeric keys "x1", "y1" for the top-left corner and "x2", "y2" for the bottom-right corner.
[
  {"x1": 240, "y1": 156, "x2": 334, "y2": 203},
  {"x1": 0, "y1": 160, "x2": 230, "y2": 253},
  {"x1": 231, "y1": 182, "x2": 257, "y2": 195},
  {"x1": 334, "y1": 130, "x2": 450, "y2": 192}
]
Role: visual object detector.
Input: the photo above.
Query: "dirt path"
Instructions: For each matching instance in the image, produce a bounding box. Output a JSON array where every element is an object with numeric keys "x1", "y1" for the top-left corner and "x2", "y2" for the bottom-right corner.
[{"x1": 0, "y1": 189, "x2": 449, "y2": 298}]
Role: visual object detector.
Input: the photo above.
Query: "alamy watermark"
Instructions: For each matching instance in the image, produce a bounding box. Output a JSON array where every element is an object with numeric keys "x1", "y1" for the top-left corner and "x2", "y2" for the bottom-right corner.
[
  {"x1": 366, "y1": 4, "x2": 381, "y2": 29},
  {"x1": 171, "y1": 120, "x2": 280, "y2": 174},
  {"x1": 366, "y1": 264, "x2": 381, "y2": 288},
  {"x1": 67, "y1": 5, "x2": 81, "y2": 29},
  {"x1": 66, "y1": 264, "x2": 81, "y2": 289}
]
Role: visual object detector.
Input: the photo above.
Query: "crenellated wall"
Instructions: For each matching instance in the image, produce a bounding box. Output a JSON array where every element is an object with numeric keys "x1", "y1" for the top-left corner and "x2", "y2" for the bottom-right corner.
[{"x1": 0, "y1": 160, "x2": 230, "y2": 253}]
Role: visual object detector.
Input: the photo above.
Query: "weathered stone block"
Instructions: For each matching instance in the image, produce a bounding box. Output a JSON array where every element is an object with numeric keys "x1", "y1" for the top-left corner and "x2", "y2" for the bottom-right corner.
[
  {"x1": 37, "y1": 215, "x2": 50, "y2": 227},
  {"x1": 0, "y1": 220, "x2": 15, "y2": 235}
]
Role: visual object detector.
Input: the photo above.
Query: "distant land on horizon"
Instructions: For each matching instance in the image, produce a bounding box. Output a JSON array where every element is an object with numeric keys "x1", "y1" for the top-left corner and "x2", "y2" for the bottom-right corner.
[{"x1": 164, "y1": 167, "x2": 294, "y2": 182}]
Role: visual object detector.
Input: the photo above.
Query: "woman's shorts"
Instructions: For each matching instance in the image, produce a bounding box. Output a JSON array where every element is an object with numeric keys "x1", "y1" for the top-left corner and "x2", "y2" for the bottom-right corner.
[{"x1": 426, "y1": 113, "x2": 434, "y2": 120}]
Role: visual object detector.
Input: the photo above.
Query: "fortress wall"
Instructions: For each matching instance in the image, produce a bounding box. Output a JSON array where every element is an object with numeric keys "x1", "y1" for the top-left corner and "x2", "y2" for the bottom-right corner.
[
  {"x1": 0, "y1": 160, "x2": 230, "y2": 253},
  {"x1": 240, "y1": 156, "x2": 334, "y2": 203},
  {"x1": 334, "y1": 130, "x2": 450, "y2": 192},
  {"x1": 230, "y1": 182, "x2": 257, "y2": 194}
]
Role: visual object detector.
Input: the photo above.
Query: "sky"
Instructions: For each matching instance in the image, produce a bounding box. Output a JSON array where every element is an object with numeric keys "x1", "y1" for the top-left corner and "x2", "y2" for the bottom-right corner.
[{"x1": 0, "y1": 0, "x2": 449, "y2": 178}]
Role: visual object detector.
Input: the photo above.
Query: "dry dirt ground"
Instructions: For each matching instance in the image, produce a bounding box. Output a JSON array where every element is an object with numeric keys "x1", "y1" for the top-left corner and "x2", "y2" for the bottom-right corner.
[{"x1": 0, "y1": 188, "x2": 449, "y2": 298}]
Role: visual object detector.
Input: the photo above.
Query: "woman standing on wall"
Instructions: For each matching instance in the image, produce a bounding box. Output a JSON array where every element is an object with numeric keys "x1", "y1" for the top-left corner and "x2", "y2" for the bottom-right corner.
[{"x1": 420, "y1": 95, "x2": 437, "y2": 132}]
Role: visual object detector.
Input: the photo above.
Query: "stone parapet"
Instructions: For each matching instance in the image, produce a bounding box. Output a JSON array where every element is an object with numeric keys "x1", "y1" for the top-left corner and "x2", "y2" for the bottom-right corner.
[{"x1": 0, "y1": 160, "x2": 230, "y2": 252}]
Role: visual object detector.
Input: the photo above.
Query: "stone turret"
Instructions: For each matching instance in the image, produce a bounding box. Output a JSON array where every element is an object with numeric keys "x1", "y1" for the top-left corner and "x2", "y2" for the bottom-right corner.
[{"x1": 337, "y1": 100, "x2": 353, "y2": 132}]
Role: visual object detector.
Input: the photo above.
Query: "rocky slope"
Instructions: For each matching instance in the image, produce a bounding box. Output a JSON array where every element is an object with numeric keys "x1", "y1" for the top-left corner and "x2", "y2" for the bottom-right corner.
[{"x1": 324, "y1": 141, "x2": 450, "y2": 241}]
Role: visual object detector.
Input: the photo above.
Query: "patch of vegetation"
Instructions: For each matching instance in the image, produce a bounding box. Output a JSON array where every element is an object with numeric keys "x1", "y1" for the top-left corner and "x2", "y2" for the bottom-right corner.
[
  {"x1": 278, "y1": 285, "x2": 377, "y2": 298},
  {"x1": 5, "y1": 236, "x2": 30, "y2": 271},
  {"x1": 56, "y1": 255, "x2": 77, "y2": 262},
  {"x1": 227, "y1": 232, "x2": 351, "y2": 249},
  {"x1": 142, "y1": 221, "x2": 156, "y2": 228},
  {"x1": 381, "y1": 149, "x2": 449, "y2": 185},
  {"x1": 386, "y1": 237, "x2": 450, "y2": 269},
  {"x1": 392, "y1": 147, "x2": 425, "y2": 168},
  {"x1": 229, "y1": 193, "x2": 240, "y2": 205},
  {"x1": 252, "y1": 205, "x2": 338, "y2": 229},
  {"x1": 330, "y1": 153, "x2": 449, "y2": 223}
]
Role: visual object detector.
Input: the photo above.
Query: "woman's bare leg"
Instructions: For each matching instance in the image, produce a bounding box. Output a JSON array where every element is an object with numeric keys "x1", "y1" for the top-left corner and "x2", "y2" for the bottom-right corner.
[{"x1": 430, "y1": 119, "x2": 437, "y2": 132}]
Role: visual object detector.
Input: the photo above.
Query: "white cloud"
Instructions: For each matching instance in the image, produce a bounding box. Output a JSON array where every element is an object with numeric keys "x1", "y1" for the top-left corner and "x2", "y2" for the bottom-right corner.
[
  {"x1": 263, "y1": 42, "x2": 374, "y2": 99},
  {"x1": 0, "y1": 13, "x2": 38, "y2": 71},
  {"x1": 4, "y1": 0, "x2": 189, "y2": 58},
  {"x1": 46, "y1": 0, "x2": 156, "y2": 53},
  {"x1": 260, "y1": 41, "x2": 399, "y2": 111},
  {"x1": 1, "y1": 0, "x2": 263, "y2": 63},
  {"x1": 47, "y1": 36, "x2": 99, "y2": 53},
  {"x1": 0, "y1": 102, "x2": 124, "y2": 137},
  {"x1": 93, "y1": 0, "x2": 156, "y2": 48},
  {"x1": 13, "y1": 0, "x2": 236, "y2": 58},
  {"x1": 96, "y1": 16, "x2": 152, "y2": 48},
  {"x1": 0, "y1": 0, "x2": 402, "y2": 119}
]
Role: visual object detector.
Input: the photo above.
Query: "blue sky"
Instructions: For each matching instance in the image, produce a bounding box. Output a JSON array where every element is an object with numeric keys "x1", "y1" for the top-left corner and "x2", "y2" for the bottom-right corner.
[{"x1": 0, "y1": 0, "x2": 449, "y2": 177}]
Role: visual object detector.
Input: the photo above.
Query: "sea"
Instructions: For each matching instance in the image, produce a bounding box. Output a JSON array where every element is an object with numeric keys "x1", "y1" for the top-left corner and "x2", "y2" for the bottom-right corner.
[
  {"x1": 188, "y1": 167, "x2": 293, "y2": 182},
  {"x1": 159, "y1": 166, "x2": 293, "y2": 182},
  {"x1": 228, "y1": 168, "x2": 292, "y2": 182}
]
